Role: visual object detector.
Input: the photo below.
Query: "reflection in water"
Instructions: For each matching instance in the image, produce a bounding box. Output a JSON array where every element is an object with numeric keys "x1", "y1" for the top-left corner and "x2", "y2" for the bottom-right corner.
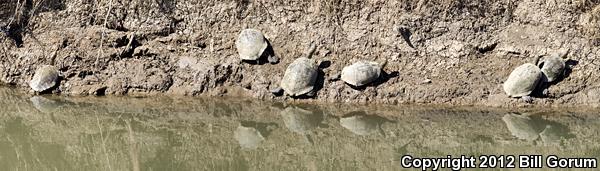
[
  {"x1": 502, "y1": 113, "x2": 545, "y2": 141},
  {"x1": 502, "y1": 113, "x2": 574, "y2": 144},
  {"x1": 339, "y1": 111, "x2": 389, "y2": 136},
  {"x1": 0, "y1": 87, "x2": 596, "y2": 170},
  {"x1": 234, "y1": 120, "x2": 278, "y2": 149},
  {"x1": 0, "y1": 118, "x2": 72, "y2": 170},
  {"x1": 30, "y1": 96, "x2": 64, "y2": 113},
  {"x1": 280, "y1": 105, "x2": 325, "y2": 144},
  {"x1": 234, "y1": 125, "x2": 265, "y2": 149},
  {"x1": 538, "y1": 121, "x2": 575, "y2": 145}
]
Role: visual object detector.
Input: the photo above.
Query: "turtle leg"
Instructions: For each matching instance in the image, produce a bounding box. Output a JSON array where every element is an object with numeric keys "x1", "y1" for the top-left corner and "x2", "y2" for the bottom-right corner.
[
  {"x1": 521, "y1": 96, "x2": 533, "y2": 103},
  {"x1": 306, "y1": 90, "x2": 316, "y2": 97}
]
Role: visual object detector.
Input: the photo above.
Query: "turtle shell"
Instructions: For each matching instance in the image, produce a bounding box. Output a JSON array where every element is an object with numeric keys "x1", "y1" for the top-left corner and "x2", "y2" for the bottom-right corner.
[
  {"x1": 29, "y1": 65, "x2": 59, "y2": 92},
  {"x1": 235, "y1": 29, "x2": 268, "y2": 61},
  {"x1": 503, "y1": 63, "x2": 542, "y2": 97},
  {"x1": 280, "y1": 57, "x2": 318, "y2": 96},
  {"x1": 340, "y1": 61, "x2": 382, "y2": 87},
  {"x1": 540, "y1": 55, "x2": 565, "y2": 82}
]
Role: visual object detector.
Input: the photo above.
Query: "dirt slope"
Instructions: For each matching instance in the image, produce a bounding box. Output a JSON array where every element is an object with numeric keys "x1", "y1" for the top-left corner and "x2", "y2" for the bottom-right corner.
[{"x1": 1, "y1": 0, "x2": 600, "y2": 108}]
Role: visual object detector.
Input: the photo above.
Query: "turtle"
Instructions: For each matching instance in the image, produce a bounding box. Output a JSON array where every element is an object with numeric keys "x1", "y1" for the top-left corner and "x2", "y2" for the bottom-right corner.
[
  {"x1": 279, "y1": 43, "x2": 319, "y2": 97},
  {"x1": 235, "y1": 29, "x2": 268, "y2": 62},
  {"x1": 539, "y1": 54, "x2": 566, "y2": 83},
  {"x1": 339, "y1": 111, "x2": 388, "y2": 136},
  {"x1": 503, "y1": 63, "x2": 542, "y2": 101},
  {"x1": 501, "y1": 113, "x2": 545, "y2": 141},
  {"x1": 234, "y1": 125, "x2": 265, "y2": 149},
  {"x1": 29, "y1": 65, "x2": 59, "y2": 92},
  {"x1": 280, "y1": 105, "x2": 324, "y2": 144},
  {"x1": 340, "y1": 60, "x2": 387, "y2": 87}
]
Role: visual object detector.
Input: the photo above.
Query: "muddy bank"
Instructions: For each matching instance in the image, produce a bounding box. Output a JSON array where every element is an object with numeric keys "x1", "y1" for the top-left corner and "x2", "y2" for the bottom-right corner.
[{"x1": 1, "y1": 0, "x2": 599, "y2": 108}]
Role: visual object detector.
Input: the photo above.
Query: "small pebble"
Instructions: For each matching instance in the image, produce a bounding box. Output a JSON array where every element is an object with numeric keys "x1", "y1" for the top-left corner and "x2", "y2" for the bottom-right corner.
[
  {"x1": 268, "y1": 55, "x2": 279, "y2": 64},
  {"x1": 422, "y1": 79, "x2": 432, "y2": 84},
  {"x1": 329, "y1": 73, "x2": 341, "y2": 81}
]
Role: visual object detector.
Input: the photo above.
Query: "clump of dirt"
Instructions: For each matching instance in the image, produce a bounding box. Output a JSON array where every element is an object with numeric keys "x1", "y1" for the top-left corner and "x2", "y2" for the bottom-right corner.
[{"x1": 1, "y1": 0, "x2": 600, "y2": 108}]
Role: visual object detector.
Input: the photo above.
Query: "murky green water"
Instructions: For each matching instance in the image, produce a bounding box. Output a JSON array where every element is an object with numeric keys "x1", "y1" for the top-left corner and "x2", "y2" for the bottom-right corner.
[{"x1": 0, "y1": 87, "x2": 599, "y2": 170}]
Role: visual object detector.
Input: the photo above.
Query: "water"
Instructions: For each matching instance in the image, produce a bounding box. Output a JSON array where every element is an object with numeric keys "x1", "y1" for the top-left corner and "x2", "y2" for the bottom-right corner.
[{"x1": 0, "y1": 87, "x2": 599, "y2": 170}]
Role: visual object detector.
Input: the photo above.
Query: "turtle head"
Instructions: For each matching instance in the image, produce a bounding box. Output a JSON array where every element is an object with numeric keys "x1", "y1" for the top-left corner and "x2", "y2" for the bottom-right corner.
[
  {"x1": 305, "y1": 42, "x2": 318, "y2": 59},
  {"x1": 532, "y1": 55, "x2": 542, "y2": 65},
  {"x1": 556, "y1": 48, "x2": 570, "y2": 59}
]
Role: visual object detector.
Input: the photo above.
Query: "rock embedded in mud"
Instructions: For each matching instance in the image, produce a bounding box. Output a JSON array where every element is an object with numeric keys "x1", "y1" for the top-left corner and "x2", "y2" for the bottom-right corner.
[
  {"x1": 341, "y1": 61, "x2": 385, "y2": 87},
  {"x1": 177, "y1": 56, "x2": 199, "y2": 69},
  {"x1": 29, "y1": 65, "x2": 60, "y2": 92},
  {"x1": 236, "y1": 29, "x2": 268, "y2": 61},
  {"x1": 503, "y1": 63, "x2": 542, "y2": 97},
  {"x1": 133, "y1": 45, "x2": 150, "y2": 56}
]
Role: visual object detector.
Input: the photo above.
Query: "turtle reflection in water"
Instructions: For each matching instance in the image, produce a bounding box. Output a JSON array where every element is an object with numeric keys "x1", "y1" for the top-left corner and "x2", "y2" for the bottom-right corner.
[
  {"x1": 234, "y1": 121, "x2": 278, "y2": 149},
  {"x1": 234, "y1": 126, "x2": 264, "y2": 149},
  {"x1": 339, "y1": 111, "x2": 391, "y2": 136},
  {"x1": 30, "y1": 96, "x2": 66, "y2": 113},
  {"x1": 280, "y1": 105, "x2": 326, "y2": 144},
  {"x1": 502, "y1": 113, "x2": 574, "y2": 144}
]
